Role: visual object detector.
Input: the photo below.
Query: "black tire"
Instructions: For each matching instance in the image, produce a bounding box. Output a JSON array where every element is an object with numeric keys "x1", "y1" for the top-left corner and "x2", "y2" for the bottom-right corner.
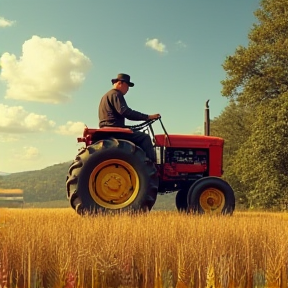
[
  {"x1": 187, "y1": 177, "x2": 235, "y2": 215},
  {"x1": 175, "y1": 189, "x2": 188, "y2": 212},
  {"x1": 66, "y1": 138, "x2": 159, "y2": 215}
]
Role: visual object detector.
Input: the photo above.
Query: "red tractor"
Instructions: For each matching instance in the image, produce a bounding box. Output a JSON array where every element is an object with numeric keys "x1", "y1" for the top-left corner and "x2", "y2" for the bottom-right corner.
[{"x1": 66, "y1": 101, "x2": 235, "y2": 215}]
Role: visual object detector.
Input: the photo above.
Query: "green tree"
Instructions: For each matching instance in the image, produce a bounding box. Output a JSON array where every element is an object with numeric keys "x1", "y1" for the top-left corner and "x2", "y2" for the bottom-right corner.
[
  {"x1": 233, "y1": 94, "x2": 288, "y2": 209},
  {"x1": 222, "y1": 0, "x2": 288, "y2": 106},
  {"x1": 221, "y1": 0, "x2": 288, "y2": 209},
  {"x1": 211, "y1": 101, "x2": 252, "y2": 206}
]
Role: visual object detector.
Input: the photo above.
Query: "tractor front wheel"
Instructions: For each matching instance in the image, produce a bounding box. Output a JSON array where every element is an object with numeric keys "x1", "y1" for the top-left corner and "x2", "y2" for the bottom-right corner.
[{"x1": 187, "y1": 177, "x2": 235, "y2": 215}]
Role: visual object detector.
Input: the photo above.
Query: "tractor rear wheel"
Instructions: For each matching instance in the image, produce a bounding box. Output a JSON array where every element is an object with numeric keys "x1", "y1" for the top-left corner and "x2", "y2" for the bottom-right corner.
[
  {"x1": 175, "y1": 189, "x2": 188, "y2": 212},
  {"x1": 66, "y1": 138, "x2": 159, "y2": 215},
  {"x1": 187, "y1": 177, "x2": 235, "y2": 215}
]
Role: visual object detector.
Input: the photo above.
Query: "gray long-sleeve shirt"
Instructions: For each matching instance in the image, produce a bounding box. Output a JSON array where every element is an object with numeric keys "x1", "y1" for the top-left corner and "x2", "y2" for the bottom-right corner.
[{"x1": 98, "y1": 89, "x2": 149, "y2": 128}]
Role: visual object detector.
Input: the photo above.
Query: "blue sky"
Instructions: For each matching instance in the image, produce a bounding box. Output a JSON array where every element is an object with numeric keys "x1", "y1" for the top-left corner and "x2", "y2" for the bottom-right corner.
[{"x1": 0, "y1": 0, "x2": 260, "y2": 173}]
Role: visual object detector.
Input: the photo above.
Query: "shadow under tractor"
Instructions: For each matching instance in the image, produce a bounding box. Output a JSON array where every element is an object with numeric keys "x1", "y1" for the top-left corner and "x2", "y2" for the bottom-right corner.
[{"x1": 66, "y1": 101, "x2": 235, "y2": 215}]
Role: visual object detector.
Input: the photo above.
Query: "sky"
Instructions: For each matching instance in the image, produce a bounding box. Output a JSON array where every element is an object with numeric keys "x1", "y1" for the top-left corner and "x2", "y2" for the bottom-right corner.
[{"x1": 0, "y1": 0, "x2": 261, "y2": 173}]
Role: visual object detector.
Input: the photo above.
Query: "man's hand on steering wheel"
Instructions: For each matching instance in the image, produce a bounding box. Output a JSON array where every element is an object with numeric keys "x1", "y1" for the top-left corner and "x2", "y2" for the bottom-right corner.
[{"x1": 148, "y1": 114, "x2": 161, "y2": 120}]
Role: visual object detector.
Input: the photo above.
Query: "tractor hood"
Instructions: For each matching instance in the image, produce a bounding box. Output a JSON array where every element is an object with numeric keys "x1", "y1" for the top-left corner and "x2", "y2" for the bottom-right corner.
[{"x1": 154, "y1": 134, "x2": 224, "y2": 148}]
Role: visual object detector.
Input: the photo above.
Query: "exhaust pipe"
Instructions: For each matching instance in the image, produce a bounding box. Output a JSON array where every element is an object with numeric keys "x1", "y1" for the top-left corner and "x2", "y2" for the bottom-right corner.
[{"x1": 204, "y1": 100, "x2": 210, "y2": 136}]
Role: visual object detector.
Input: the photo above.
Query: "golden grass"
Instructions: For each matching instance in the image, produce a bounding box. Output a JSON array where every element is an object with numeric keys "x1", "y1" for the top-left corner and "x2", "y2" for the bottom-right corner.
[{"x1": 1, "y1": 209, "x2": 288, "y2": 288}]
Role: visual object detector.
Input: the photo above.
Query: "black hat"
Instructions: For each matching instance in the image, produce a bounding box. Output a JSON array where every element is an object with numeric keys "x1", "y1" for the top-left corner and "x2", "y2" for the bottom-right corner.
[{"x1": 111, "y1": 73, "x2": 134, "y2": 87}]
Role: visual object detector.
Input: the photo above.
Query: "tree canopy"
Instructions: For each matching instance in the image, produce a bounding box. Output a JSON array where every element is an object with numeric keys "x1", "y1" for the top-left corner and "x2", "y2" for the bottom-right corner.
[
  {"x1": 222, "y1": 0, "x2": 288, "y2": 106},
  {"x1": 217, "y1": 0, "x2": 288, "y2": 209}
]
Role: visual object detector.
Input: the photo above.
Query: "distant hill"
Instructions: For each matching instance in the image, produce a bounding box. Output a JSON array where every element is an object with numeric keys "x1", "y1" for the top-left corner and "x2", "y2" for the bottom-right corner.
[
  {"x1": 0, "y1": 162, "x2": 177, "y2": 210},
  {"x1": 0, "y1": 162, "x2": 71, "y2": 203}
]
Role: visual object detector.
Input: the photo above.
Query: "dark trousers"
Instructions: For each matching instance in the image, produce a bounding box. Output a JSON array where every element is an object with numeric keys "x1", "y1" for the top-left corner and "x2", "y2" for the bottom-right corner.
[{"x1": 117, "y1": 131, "x2": 155, "y2": 162}]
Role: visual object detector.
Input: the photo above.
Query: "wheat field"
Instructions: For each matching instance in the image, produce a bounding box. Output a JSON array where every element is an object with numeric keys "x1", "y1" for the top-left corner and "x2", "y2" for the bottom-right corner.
[{"x1": 0, "y1": 208, "x2": 288, "y2": 288}]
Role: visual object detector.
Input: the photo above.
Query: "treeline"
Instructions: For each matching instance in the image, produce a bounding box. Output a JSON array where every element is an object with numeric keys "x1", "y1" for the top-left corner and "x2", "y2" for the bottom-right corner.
[{"x1": 211, "y1": 0, "x2": 288, "y2": 210}]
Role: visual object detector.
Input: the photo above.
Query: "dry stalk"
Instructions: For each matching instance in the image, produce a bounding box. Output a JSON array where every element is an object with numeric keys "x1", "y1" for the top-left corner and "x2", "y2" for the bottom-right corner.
[{"x1": 2, "y1": 209, "x2": 288, "y2": 288}]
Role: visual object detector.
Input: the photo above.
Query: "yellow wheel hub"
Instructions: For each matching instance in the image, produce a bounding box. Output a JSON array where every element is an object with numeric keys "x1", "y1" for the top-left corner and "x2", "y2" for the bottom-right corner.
[
  {"x1": 199, "y1": 188, "x2": 225, "y2": 214},
  {"x1": 89, "y1": 159, "x2": 139, "y2": 209}
]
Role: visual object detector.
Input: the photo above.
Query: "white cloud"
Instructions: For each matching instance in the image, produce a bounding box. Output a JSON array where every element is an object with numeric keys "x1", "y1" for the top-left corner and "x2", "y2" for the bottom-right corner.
[
  {"x1": 0, "y1": 134, "x2": 20, "y2": 142},
  {"x1": 56, "y1": 121, "x2": 85, "y2": 135},
  {"x1": 176, "y1": 40, "x2": 187, "y2": 48},
  {"x1": 11, "y1": 146, "x2": 40, "y2": 161},
  {"x1": 21, "y1": 146, "x2": 40, "y2": 160},
  {"x1": 0, "y1": 35, "x2": 91, "y2": 104},
  {"x1": 0, "y1": 17, "x2": 15, "y2": 27},
  {"x1": 145, "y1": 38, "x2": 167, "y2": 53},
  {"x1": 0, "y1": 104, "x2": 56, "y2": 133},
  {"x1": 193, "y1": 126, "x2": 204, "y2": 135}
]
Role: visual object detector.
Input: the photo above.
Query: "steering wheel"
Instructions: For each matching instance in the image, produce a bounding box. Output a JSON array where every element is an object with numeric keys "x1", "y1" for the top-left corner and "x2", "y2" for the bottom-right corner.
[
  {"x1": 125, "y1": 117, "x2": 170, "y2": 146},
  {"x1": 125, "y1": 118, "x2": 159, "y2": 132}
]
